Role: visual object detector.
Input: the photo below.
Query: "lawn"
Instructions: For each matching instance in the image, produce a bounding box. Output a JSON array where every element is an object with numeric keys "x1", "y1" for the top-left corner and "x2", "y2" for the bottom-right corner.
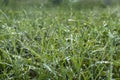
[{"x1": 0, "y1": 4, "x2": 120, "y2": 80}]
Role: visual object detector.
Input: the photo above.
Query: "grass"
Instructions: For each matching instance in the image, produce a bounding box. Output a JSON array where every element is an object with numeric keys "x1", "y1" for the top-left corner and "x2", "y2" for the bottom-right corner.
[{"x1": 0, "y1": 5, "x2": 120, "y2": 80}]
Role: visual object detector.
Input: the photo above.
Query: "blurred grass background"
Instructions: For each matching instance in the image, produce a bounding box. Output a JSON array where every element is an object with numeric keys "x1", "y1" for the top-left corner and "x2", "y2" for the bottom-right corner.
[{"x1": 0, "y1": 0, "x2": 120, "y2": 10}]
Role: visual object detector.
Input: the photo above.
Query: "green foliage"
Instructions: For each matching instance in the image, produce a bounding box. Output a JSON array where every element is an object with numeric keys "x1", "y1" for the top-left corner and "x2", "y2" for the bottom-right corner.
[{"x1": 0, "y1": 4, "x2": 120, "y2": 80}]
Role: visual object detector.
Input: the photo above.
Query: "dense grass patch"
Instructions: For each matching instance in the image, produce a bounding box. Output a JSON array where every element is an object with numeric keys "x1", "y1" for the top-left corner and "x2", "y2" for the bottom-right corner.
[{"x1": 0, "y1": 5, "x2": 120, "y2": 80}]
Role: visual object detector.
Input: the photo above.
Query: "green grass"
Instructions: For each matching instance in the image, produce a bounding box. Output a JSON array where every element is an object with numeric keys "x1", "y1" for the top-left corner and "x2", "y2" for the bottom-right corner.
[{"x1": 0, "y1": 5, "x2": 120, "y2": 80}]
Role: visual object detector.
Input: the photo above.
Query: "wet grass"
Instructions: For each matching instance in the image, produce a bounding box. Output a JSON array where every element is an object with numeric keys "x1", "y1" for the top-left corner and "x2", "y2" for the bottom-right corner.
[{"x1": 0, "y1": 6, "x2": 120, "y2": 80}]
